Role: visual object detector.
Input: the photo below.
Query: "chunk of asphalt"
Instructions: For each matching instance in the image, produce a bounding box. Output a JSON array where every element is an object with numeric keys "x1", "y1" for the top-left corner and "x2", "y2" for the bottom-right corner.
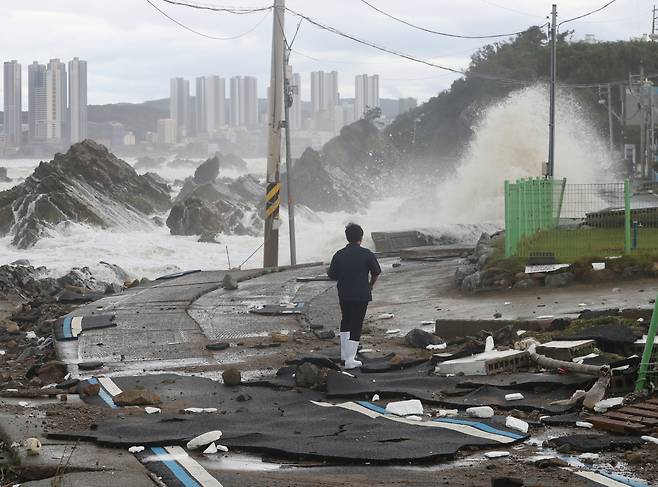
[
  {"x1": 78, "y1": 361, "x2": 104, "y2": 371},
  {"x1": 206, "y1": 342, "x2": 230, "y2": 351},
  {"x1": 56, "y1": 378, "x2": 80, "y2": 389},
  {"x1": 187, "y1": 430, "x2": 223, "y2": 450}
]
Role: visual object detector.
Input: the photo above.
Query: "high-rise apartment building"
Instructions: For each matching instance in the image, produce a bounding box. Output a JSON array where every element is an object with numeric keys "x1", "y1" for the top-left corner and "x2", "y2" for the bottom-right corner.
[
  {"x1": 310, "y1": 71, "x2": 339, "y2": 131},
  {"x1": 229, "y1": 76, "x2": 258, "y2": 128},
  {"x1": 68, "y1": 57, "x2": 87, "y2": 143},
  {"x1": 3, "y1": 60, "x2": 22, "y2": 146},
  {"x1": 28, "y1": 62, "x2": 47, "y2": 142},
  {"x1": 170, "y1": 77, "x2": 190, "y2": 138},
  {"x1": 195, "y1": 75, "x2": 226, "y2": 135},
  {"x1": 157, "y1": 118, "x2": 177, "y2": 145},
  {"x1": 46, "y1": 59, "x2": 67, "y2": 142},
  {"x1": 354, "y1": 74, "x2": 380, "y2": 119},
  {"x1": 290, "y1": 72, "x2": 303, "y2": 130}
]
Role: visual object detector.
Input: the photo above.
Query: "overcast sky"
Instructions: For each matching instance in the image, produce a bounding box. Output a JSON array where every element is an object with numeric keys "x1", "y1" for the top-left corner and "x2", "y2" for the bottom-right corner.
[{"x1": 0, "y1": 0, "x2": 654, "y2": 106}]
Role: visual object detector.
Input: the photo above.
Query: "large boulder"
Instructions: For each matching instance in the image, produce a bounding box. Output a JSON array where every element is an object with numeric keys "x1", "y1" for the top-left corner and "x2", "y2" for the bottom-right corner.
[
  {"x1": 166, "y1": 197, "x2": 259, "y2": 237},
  {"x1": 0, "y1": 140, "x2": 171, "y2": 248},
  {"x1": 193, "y1": 156, "x2": 220, "y2": 185},
  {"x1": 0, "y1": 167, "x2": 11, "y2": 183}
]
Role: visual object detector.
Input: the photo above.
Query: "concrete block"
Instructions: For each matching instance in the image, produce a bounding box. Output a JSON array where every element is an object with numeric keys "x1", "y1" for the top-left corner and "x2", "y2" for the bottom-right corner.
[
  {"x1": 436, "y1": 349, "x2": 529, "y2": 376},
  {"x1": 385, "y1": 399, "x2": 423, "y2": 416},
  {"x1": 535, "y1": 340, "x2": 596, "y2": 361}
]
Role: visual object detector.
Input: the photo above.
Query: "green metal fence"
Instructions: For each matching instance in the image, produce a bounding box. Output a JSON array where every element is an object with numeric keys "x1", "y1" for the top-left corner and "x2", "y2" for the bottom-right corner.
[{"x1": 505, "y1": 178, "x2": 658, "y2": 261}]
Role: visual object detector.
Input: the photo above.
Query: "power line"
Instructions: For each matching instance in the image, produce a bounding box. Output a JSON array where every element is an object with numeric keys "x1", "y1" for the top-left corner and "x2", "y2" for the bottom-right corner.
[
  {"x1": 358, "y1": 0, "x2": 547, "y2": 39},
  {"x1": 285, "y1": 7, "x2": 535, "y2": 86},
  {"x1": 558, "y1": 0, "x2": 620, "y2": 27},
  {"x1": 158, "y1": 0, "x2": 272, "y2": 14},
  {"x1": 146, "y1": 0, "x2": 269, "y2": 40}
]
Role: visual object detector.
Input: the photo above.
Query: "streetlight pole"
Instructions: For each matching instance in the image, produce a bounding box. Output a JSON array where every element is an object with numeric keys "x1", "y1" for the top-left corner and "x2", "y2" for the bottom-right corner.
[{"x1": 283, "y1": 49, "x2": 297, "y2": 266}]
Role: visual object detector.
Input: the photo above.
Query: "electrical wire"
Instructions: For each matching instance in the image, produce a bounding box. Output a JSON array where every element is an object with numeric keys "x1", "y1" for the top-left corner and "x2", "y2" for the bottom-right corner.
[
  {"x1": 285, "y1": 7, "x2": 535, "y2": 86},
  {"x1": 158, "y1": 0, "x2": 272, "y2": 14},
  {"x1": 357, "y1": 0, "x2": 547, "y2": 39},
  {"x1": 146, "y1": 0, "x2": 269, "y2": 40},
  {"x1": 558, "y1": 0, "x2": 620, "y2": 27}
]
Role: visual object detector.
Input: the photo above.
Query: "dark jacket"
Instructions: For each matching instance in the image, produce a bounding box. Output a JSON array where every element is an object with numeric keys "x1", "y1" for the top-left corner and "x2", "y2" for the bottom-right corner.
[{"x1": 328, "y1": 243, "x2": 381, "y2": 302}]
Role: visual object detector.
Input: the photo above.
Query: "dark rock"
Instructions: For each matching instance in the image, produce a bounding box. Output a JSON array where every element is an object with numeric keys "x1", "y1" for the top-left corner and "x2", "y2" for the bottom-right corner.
[
  {"x1": 295, "y1": 362, "x2": 327, "y2": 389},
  {"x1": 193, "y1": 156, "x2": 220, "y2": 184},
  {"x1": 545, "y1": 272, "x2": 574, "y2": 288},
  {"x1": 198, "y1": 231, "x2": 219, "y2": 243},
  {"x1": 491, "y1": 478, "x2": 524, "y2": 487},
  {"x1": 113, "y1": 388, "x2": 161, "y2": 406},
  {"x1": 166, "y1": 196, "x2": 260, "y2": 237},
  {"x1": 454, "y1": 264, "x2": 478, "y2": 286},
  {"x1": 461, "y1": 271, "x2": 481, "y2": 290},
  {"x1": 0, "y1": 140, "x2": 171, "y2": 248},
  {"x1": 493, "y1": 312, "x2": 502, "y2": 319},
  {"x1": 206, "y1": 342, "x2": 230, "y2": 351},
  {"x1": 36, "y1": 361, "x2": 68, "y2": 384},
  {"x1": 10, "y1": 259, "x2": 29, "y2": 266},
  {"x1": 548, "y1": 318, "x2": 571, "y2": 331},
  {"x1": 513, "y1": 278, "x2": 539, "y2": 289},
  {"x1": 309, "y1": 323, "x2": 324, "y2": 330},
  {"x1": 80, "y1": 382, "x2": 101, "y2": 397},
  {"x1": 78, "y1": 361, "x2": 104, "y2": 371},
  {"x1": 222, "y1": 368, "x2": 242, "y2": 386},
  {"x1": 405, "y1": 328, "x2": 444, "y2": 348},
  {"x1": 236, "y1": 393, "x2": 252, "y2": 402},
  {"x1": 0, "y1": 166, "x2": 11, "y2": 183},
  {"x1": 547, "y1": 433, "x2": 643, "y2": 453},
  {"x1": 222, "y1": 273, "x2": 238, "y2": 290}
]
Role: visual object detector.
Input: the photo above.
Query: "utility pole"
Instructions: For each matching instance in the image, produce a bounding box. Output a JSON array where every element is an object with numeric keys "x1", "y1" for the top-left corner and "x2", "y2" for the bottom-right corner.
[
  {"x1": 640, "y1": 63, "x2": 647, "y2": 178},
  {"x1": 283, "y1": 49, "x2": 297, "y2": 266},
  {"x1": 548, "y1": 4, "x2": 557, "y2": 178},
  {"x1": 652, "y1": 5, "x2": 657, "y2": 40},
  {"x1": 263, "y1": 0, "x2": 285, "y2": 269},
  {"x1": 607, "y1": 84, "x2": 614, "y2": 152}
]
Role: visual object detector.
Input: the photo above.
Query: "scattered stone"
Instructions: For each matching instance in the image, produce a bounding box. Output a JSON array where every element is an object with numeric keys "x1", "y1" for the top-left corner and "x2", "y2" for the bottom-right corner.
[
  {"x1": 505, "y1": 393, "x2": 524, "y2": 401},
  {"x1": 222, "y1": 368, "x2": 242, "y2": 386},
  {"x1": 184, "y1": 407, "x2": 218, "y2": 414},
  {"x1": 309, "y1": 323, "x2": 324, "y2": 330},
  {"x1": 575, "y1": 421, "x2": 593, "y2": 429},
  {"x1": 493, "y1": 312, "x2": 502, "y2": 319},
  {"x1": 484, "y1": 451, "x2": 510, "y2": 459},
  {"x1": 295, "y1": 362, "x2": 327, "y2": 389},
  {"x1": 216, "y1": 444, "x2": 229, "y2": 452},
  {"x1": 505, "y1": 416, "x2": 529, "y2": 433},
  {"x1": 467, "y1": 406, "x2": 494, "y2": 419},
  {"x1": 385, "y1": 399, "x2": 423, "y2": 416},
  {"x1": 271, "y1": 332, "x2": 290, "y2": 343},
  {"x1": 5, "y1": 323, "x2": 19, "y2": 334},
  {"x1": 25, "y1": 330, "x2": 37, "y2": 340},
  {"x1": 128, "y1": 446, "x2": 145, "y2": 453},
  {"x1": 203, "y1": 442, "x2": 218, "y2": 454},
  {"x1": 392, "y1": 262, "x2": 401, "y2": 268},
  {"x1": 385, "y1": 329, "x2": 401, "y2": 335},
  {"x1": 206, "y1": 342, "x2": 230, "y2": 351},
  {"x1": 24, "y1": 437, "x2": 41, "y2": 456},
  {"x1": 80, "y1": 382, "x2": 101, "y2": 397},
  {"x1": 372, "y1": 394, "x2": 380, "y2": 401},
  {"x1": 187, "y1": 430, "x2": 223, "y2": 450},
  {"x1": 593, "y1": 397, "x2": 624, "y2": 413},
  {"x1": 545, "y1": 272, "x2": 574, "y2": 288},
  {"x1": 404, "y1": 328, "x2": 444, "y2": 349},
  {"x1": 78, "y1": 361, "x2": 104, "y2": 371},
  {"x1": 578, "y1": 453, "x2": 599, "y2": 464},
  {"x1": 37, "y1": 361, "x2": 67, "y2": 384},
  {"x1": 534, "y1": 457, "x2": 569, "y2": 468},
  {"x1": 377, "y1": 313, "x2": 395, "y2": 320},
  {"x1": 144, "y1": 407, "x2": 161, "y2": 414},
  {"x1": 236, "y1": 393, "x2": 252, "y2": 402},
  {"x1": 315, "y1": 330, "x2": 335, "y2": 340},
  {"x1": 222, "y1": 273, "x2": 238, "y2": 290},
  {"x1": 113, "y1": 388, "x2": 161, "y2": 406}
]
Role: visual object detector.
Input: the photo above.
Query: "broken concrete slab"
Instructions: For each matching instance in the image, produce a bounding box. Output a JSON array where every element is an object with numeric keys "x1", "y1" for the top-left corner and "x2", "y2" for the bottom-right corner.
[
  {"x1": 435, "y1": 349, "x2": 529, "y2": 376},
  {"x1": 54, "y1": 314, "x2": 116, "y2": 341},
  {"x1": 535, "y1": 340, "x2": 597, "y2": 361},
  {"x1": 557, "y1": 324, "x2": 639, "y2": 352},
  {"x1": 546, "y1": 433, "x2": 645, "y2": 453}
]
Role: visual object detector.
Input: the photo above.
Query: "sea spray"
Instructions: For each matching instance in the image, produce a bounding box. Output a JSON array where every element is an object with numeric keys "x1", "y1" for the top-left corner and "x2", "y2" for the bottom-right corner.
[{"x1": 436, "y1": 85, "x2": 617, "y2": 223}]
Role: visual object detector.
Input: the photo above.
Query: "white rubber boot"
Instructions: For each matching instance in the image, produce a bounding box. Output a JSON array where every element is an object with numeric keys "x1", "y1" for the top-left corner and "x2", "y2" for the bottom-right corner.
[
  {"x1": 339, "y1": 332, "x2": 350, "y2": 362},
  {"x1": 344, "y1": 340, "x2": 362, "y2": 369}
]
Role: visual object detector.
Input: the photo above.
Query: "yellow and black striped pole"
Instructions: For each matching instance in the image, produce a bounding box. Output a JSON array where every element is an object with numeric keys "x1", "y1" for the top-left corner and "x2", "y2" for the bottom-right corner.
[{"x1": 263, "y1": 0, "x2": 285, "y2": 269}]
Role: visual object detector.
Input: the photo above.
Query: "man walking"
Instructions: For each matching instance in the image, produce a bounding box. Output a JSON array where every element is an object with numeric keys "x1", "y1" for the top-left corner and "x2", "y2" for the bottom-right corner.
[{"x1": 328, "y1": 223, "x2": 382, "y2": 369}]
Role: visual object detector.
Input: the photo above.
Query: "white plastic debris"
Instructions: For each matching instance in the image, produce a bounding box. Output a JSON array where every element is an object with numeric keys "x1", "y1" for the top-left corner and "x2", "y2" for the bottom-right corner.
[
  {"x1": 578, "y1": 303, "x2": 587, "y2": 306},
  {"x1": 504, "y1": 302, "x2": 511, "y2": 306},
  {"x1": 637, "y1": 318, "x2": 645, "y2": 323},
  {"x1": 187, "y1": 431, "x2": 223, "y2": 450},
  {"x1": 0, "y1": 350, "x2": 5, "y2": 356},
  {"x1": 516, "y1": 330, "x2": 527, "y2": 336},
  {"x1": 420, "y1": 320, "x2": 434, "y2": 326},
  {"x1": 24, "y1": 438, "x2": 41, "y2": 456},
  {"x1": 436, "y1": 409, "x2": 459, "y2": 417},
  {"x1": 426, "y1": 343, "x2": 447, "y2": 350},
  {"x1": 203, "y1": 443, "x2": 218, "y2": 454},
  {"x1": 505, "y1": 393, "x2": 524, "y2": 401},
  {"x1": 537, "y1": 315, "x2": 554, "y2": 319},
  {"x1": 466, "y1": 406, "x2": 494, "y2": 419},
  {"x1": 593, "y1": 397, "x2": 624, "y2": 413},
  {"x1": 372, "y1": 394, "x2": 380, "y2": 401},
  {"x1": 25, "y1": 331, "x2": 37, "y2": 340},
  {"x1": 578, "y1": 453, "x2": 599, "y2": 461},
  {"x1": 505, "y1": 416, "x2": 529, "y2": 433},
  {"x1": 576, "y1": 421, "x2": 593, "y2": 429},
  {"x1": 385, "y1": 399, "x2": 423, "y2": 416},
  {"x1": 641, "y1": 435, "x2": 658, "y2": 445},
  {"x1": 128, "y1": 446, "x2": 145, "y2": 453},
  {"x1": 216, "y1": 444, "x2": 229, "y2": 452},
  {"x1": 485, "y1": 336, "x2": 495, "y2": 352},
  {"x1": 406, "y1": 415, "x2": 423, "y2": 421},
  {"x1": 377, "y1": 313, "x2": 395, "y2": 320},
  {"x1": 592, "y1": 262, "x2": 605, "y2": 271},
  {"x1": 359, "y1": 348, "x2": 375, "y2": 353},
  {"x1": 144, "y1": 407, "x2": 161, "y2": 414},
  {"x1": 484, "y1": 451, "x2": 510, "y2": 459},
  {"x1": 385, "y1": 329, "x2": 401, "y2": 335},
  {"x1": 18, "y1": 401, "x2": 31, "y2": 408},
  {"x1": 184, "y1": 407, "x2": 218, "y2": 414}
]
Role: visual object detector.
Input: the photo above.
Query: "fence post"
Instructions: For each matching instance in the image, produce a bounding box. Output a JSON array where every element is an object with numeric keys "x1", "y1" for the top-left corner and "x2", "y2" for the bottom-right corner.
[
  {"x1": 635, "y1": 296, "x2": 658, "y2": 391},
  {"x1": 624, "y1": 179, "x2": 631, "y2": 255},
  {"x1": 504, "y1": 180, "x2": 511, "y2": 257}
]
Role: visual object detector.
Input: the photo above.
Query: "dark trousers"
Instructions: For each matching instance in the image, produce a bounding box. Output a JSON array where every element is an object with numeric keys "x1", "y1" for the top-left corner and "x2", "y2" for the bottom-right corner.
[{"x1": 339, "y1": 300, "x2": 369, "y2": 341}]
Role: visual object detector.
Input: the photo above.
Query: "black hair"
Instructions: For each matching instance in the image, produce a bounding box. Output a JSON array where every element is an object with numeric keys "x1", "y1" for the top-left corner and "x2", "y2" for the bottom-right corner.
[{"x1": 345, "y1": 223, "x2": 364, "y2": 243}]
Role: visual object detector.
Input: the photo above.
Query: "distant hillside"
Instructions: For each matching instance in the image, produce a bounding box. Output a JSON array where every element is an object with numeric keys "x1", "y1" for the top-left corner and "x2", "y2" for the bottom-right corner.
[{"x1": 88, "y1": 101, "x2": 168, "y2": 140}]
